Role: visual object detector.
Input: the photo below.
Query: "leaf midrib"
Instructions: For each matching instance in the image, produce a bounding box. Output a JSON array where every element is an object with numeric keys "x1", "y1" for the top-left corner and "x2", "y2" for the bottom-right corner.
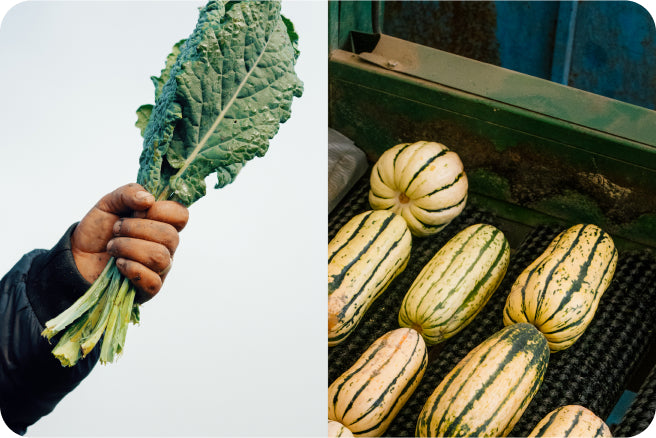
[{"x1": 159, "y1": 18, "x2": 277, "y2": 201}]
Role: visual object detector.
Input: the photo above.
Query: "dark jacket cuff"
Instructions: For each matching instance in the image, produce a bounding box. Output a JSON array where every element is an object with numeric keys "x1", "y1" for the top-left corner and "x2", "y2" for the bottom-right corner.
[{"x1": 25, "y1": 223, "x2": 92, "y2": 327}]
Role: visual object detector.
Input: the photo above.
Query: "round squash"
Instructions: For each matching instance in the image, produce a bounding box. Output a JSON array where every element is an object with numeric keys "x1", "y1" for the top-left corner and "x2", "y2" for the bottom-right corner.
[
  {"x1": 369, "y1": 141, "x2": 468, "y2": 237},
  {"x1": 528, "y1": 405, "x2": 611, "y2": 437}
]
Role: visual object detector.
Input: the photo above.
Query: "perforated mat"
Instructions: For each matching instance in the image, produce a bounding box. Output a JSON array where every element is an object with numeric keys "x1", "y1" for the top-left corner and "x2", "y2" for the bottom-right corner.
[{"x1": 328, "y1": 176, "x2": 656, "y2": 437}]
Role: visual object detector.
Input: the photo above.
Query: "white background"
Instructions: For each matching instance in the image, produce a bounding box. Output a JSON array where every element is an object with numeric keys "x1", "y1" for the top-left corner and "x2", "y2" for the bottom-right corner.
[{"x1": 0, "y1": 1, "x2": 326, "y2": 436}]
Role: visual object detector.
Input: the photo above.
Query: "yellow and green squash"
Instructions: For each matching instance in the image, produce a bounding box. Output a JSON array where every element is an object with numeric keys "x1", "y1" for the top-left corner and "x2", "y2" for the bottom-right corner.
[
  {"x1": 328, "y1": 210, "x2": 412, "y2": 346},
  {"x1": 416, "y1": 323, "x2": 550, "y2": 437},
  {"x1": 328, "y1": 420, "x2": 354, "y2": 437},
  {"x1": 328, "y1": 328, "x2": 427, "y2": 436},
  {"x1": 368, "y1": 141, "x2": 468, "y2": 237},
  {"x1": 503, "y1": 223, "x2": 618, "y2": 352},
  {"x1": 399, "y1": 223, "x2": 509, "y2": 345},
  {"x1": 528, "y1": 405, "x2": 612, "y2": 437}
]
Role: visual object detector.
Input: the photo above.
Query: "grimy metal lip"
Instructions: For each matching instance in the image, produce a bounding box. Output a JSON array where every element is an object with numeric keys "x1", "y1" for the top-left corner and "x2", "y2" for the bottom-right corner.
[{"x1": 346, "y1": 32, "x2": 656, "y2": 152}]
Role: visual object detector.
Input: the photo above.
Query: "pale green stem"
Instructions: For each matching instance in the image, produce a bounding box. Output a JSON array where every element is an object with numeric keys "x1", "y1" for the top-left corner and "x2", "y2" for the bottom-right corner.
[
  {"x1": 51, "y1": 316, "x2": 86, "y2": 366},
  {"x1": 99, "y1": 277, "x2": 130, "y2": 364},
  {"x1": 42, "y1": 258, "x2": 115, "y2": 339},
  {"x1": 115, "y1": 284, "x2": 137, "y2": 356},
  {"x1": 79, "y1": 266, "x2": 123, "y2": 356},
  {"x1": 46, "y1": 257, "x2": 142, "y2": 366}
]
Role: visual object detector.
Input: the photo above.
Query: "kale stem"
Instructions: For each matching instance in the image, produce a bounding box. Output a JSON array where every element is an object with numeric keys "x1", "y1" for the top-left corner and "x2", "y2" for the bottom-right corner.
[
  {"x1": 156, "y1": 186, "x2": 171, "y2": 201},
  {"x1": 79, "y1": 265, "x2": 123, "y2": 356},
  {"x1": 99, "y1": 276, "x2": 130, "y2": 364},
  {"x1": 155, "y1": 185, "x2": 184, "y2": 205},
  {"x1": 46, "y1": 258, "x2": 141, "y2": 366},
  {"x1": 114, "y1": 283, "x2": 137, "y2": 357},
  {"x1": 51, "y1": 316, "x2": 86, "y2": 366},
  {"x1": 42, "y1": 258, "x2": 116, "y2": 339}
]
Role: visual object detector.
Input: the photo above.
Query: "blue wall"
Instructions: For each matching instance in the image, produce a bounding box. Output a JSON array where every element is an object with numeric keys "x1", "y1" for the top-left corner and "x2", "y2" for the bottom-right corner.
[{"x1": 333, "y1": 1, "x2": 656, "y2": 110}]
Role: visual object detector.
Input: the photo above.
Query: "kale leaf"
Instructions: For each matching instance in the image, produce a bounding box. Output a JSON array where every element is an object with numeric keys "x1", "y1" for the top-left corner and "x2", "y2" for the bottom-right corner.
[{"x1": 136, "y1": 0, "x2": 303, "y2": 206}]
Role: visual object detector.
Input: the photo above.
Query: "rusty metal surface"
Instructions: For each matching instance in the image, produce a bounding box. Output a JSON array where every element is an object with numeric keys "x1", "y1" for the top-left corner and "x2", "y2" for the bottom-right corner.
[
  {"x1": 329, "y1": 44, "x2": 656, "y2": 249},
  {"x1": 350, "y1": 34, "x2": 656, "y2": 148}
]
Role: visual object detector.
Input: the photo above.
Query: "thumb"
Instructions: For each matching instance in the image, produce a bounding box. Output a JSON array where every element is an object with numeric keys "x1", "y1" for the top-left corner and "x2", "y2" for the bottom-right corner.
[
  {"x1": 96, "y1": 183, "x2": 155, "y2": 216},
  {"x1": 72, "y1": 184, "x2": 156, "y2": 281}
]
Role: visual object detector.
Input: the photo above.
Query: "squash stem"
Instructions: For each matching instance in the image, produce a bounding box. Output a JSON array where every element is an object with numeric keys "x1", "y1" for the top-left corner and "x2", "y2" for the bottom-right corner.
[{"x1": 410, "y1": 323, "x2": 424, "y2": 336}]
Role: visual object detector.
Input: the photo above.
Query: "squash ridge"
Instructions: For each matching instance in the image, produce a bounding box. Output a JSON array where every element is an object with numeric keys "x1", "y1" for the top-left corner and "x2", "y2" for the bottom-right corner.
[
  {"x1": 328, "y1": 211, "x2": 375, "y2": 265},
  {"x1": 535, "y1": 226, "x2": 604, "y2": 327},
  {"x1": 349, "y1": 332, "x2": 425, "y2": 432}
]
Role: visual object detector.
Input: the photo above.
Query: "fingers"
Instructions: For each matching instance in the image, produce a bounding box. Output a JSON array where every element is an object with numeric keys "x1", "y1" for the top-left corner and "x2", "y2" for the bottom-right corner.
[
  {"x1": 72, "y1": 183, "x2": 189, "y2": 302},
  {"x1": 72, "y1": 184, "x2": 156, "y2": 257},
  {"x1": 114, "y1": 258, "x2": 163, "y2": 304},
  {"x1": 108, "y1": 202, "x2": 187, "y2": 302},
  {"x1": 96, "y1": 183, "x2": 155, "y2": 216},
  {"x1": 107, "y1": 238, "x2": 172, "y2": 274},
  {"x1": 108, "y1": 237, "x2": 173, "y2": 303},
  {"x1": 133, "y1": 200, "x2": 189, "y2": 231},
  {"x1": 113, "y1": 218, "x2": 179, "y2": 256}
]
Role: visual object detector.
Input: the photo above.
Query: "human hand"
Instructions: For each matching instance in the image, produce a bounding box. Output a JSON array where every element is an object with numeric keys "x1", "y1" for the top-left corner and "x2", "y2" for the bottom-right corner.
[{"x1": 71, "y1": 183, "x2": 189, "y2": 303}]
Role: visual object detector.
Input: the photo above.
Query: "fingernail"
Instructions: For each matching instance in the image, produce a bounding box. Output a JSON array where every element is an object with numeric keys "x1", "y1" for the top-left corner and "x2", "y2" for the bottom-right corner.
[
  {"x1": 136, "y1": 191, "x2": 154, "y2": 202},
  {"x1": 113, "y1": 219, "x2": 122, "y2": 235},
  {"x1": 106, "y1": 240, "x2": 115, "y2": 253}
]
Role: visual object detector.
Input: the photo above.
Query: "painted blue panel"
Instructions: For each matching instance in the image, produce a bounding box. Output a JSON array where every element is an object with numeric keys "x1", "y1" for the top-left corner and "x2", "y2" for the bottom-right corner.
[
  {"x1": 334, "y1": 1, "x2": 656, "y2": 109},
  {"x1": 568, "y1": 1, "x2": 656, "y2": 109},
  {"x1": 606, "y1": 390, "x2": 638, "y2": 427},
  {"x1": 494, "y1": 1, "x2": 559, "y2": 79},
  {"x1": 550, "y1": 1, "x2": 579, "y2": 84}
]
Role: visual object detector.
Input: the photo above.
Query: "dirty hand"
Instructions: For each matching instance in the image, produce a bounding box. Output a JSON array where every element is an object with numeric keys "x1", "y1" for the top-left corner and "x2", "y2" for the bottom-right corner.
[{"x1": 71, "y1": 183, "x2": 189, "y2": 303}]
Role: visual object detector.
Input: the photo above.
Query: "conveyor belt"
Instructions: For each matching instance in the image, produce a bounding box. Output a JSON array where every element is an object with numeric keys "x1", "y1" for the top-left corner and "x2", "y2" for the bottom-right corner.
[
  {"x1": 328, "y1": 175, "x2": 656, "y2": 437},
  {"x1": 613, "y1": 362, "x2": 656, "y2": 436}
]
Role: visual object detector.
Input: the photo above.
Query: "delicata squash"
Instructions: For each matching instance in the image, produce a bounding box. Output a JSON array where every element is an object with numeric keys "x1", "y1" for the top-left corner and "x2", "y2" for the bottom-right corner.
[
  {"x1": 399, "y1": 223, "x2": 509, "y2": 346},
  {"x1": 528, "y1": 405, "x2": 612, "y2": 437},
  {"x1": 329, "y1": 328, "x2": 427, "y2": 437},
  {"x1": 503, "y1": 223, "x2": 618, "y2": 352},
  {"x1": 416, "y1": 323, "x2": 549, "y2": 437},
  {"x1": 328, "y1": 420, "x2": 354, "y2": 437},
  {"x1": 328, "y1": 210, "x2": 412, "y2": 346},
  {"x1": 369, "y1": 141, "x2": 468, "y2": 237}
]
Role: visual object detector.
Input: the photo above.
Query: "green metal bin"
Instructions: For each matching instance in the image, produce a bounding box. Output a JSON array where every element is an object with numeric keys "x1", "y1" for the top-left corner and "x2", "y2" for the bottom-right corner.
[{"x1": 328, "y1": 4, "x2": 656, "y2": 437}]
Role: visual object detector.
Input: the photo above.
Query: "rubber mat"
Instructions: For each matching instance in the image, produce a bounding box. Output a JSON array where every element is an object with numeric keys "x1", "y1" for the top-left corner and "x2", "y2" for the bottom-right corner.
[
  {"x1": 328, "y1": 175, "x2": 656, "y2": 437},
  {"x1": 613, "y1": 350, "x2": 656, "y2": 435}
]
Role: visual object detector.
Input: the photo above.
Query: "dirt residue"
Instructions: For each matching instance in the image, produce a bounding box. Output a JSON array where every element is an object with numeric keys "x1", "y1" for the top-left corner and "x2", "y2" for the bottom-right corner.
[
  {"x1": 356, "y1": 113, "x2": 656, "y2": 226},
  {"x1": 383, "y1": 1, "x2": 501, "y2": 66}
]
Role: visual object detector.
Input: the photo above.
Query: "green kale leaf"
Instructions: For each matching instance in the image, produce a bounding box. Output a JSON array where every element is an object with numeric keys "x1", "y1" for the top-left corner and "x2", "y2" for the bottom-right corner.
[
  {"x1": 136, "y1": 0, "x2": 303, "y2": 206},
  {"x1": 135, "y1": 39, "x2": 186, "y2": 137}
]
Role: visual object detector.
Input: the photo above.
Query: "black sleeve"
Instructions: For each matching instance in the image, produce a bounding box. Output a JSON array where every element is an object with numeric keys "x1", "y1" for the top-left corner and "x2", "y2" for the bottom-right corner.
[{"x1": 0, "y1": 224, "x2": 100, "y2": 435}]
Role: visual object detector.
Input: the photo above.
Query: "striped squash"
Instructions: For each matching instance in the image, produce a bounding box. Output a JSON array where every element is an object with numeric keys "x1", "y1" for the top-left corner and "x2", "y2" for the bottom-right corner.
[
  {"x1": 369, "y1": 141, "x2": 468, "y2": 237},
  {"x1": 399, "y1": 224, "x2": 510, "y2": 346},
  {"x1": 416, "y1": 323, "x2": 550, "y2": 437},
  {"x1": 503, "y1": 223, "x2": 618, "y2": 352},
  {"x1": 328, "y1": 328, "x2": 427, "y2": 437},
  {"x1": 328, "y1": 210, "x2": 412, "y2": 346},
  {"x1": 528, "y1": 405, "x2": 611, "y2": 437},
  {"x1": 328, "y1": 420, "x2": 354, "y2": 437}
]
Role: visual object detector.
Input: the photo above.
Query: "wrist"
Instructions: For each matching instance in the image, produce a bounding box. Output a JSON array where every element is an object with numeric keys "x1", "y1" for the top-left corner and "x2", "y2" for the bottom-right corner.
[{"x1": 26, "y1": 223, "x2": 92, "y2": 326}]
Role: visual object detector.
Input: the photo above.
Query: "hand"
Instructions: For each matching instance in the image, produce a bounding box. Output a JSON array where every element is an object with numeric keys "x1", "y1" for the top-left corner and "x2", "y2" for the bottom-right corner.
[{"x1": 71, "y1": 183, "x2": 189, "y2": 303}]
